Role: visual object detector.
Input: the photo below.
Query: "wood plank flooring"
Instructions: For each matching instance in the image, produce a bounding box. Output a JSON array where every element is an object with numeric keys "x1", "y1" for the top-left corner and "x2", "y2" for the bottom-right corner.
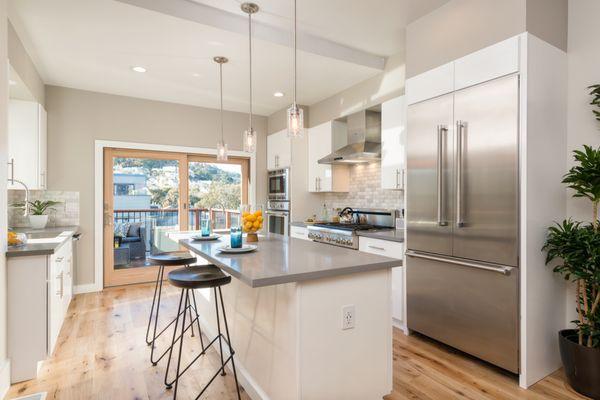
[{"x1": 6, "y1": 283, "x2": 589, "y2": 400}]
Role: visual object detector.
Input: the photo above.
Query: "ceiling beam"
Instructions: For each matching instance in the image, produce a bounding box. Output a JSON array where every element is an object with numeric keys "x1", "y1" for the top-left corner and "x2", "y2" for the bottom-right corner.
[{"x1": 116, "y1": 0, "x2": 386, "y2": 70}]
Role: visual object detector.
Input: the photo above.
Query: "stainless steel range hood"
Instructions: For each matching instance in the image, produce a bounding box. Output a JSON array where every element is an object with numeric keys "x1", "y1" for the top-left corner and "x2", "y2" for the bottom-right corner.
[{"x1": 318, "y1": 110, "x2": 381, "y2": 165}]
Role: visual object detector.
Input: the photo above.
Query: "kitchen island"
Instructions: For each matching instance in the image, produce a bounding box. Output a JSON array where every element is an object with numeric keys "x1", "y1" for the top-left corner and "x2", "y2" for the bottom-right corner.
[{"x1": 176, "y1": 233, "x2": 402, "y2": 400}]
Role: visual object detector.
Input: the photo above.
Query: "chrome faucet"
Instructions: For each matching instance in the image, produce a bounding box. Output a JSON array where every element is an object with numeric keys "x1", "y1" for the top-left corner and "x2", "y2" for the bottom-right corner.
[{"x1": 7, "y1": 159, "x2": 30, "y2": 216}]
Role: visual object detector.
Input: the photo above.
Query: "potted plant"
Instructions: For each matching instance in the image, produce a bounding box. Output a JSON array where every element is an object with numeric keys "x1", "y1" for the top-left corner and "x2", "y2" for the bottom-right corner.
[
  {"x1": 12, "y1": 200, "x2": 62, "y2": 229},
  {"x1": 543, "y1": 85, "x2": 600, "y2": 399}
]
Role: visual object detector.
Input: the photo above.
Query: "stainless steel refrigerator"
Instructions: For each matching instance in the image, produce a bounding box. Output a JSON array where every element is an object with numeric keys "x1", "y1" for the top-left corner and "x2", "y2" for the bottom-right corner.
[{"x1": 406, "y1": 74, "x2": 520, "y2": 373}]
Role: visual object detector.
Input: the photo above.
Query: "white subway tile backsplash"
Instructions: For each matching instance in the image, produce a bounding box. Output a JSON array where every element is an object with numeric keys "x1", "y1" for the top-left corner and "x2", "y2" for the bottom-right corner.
[
  {"x1": 322, "y1": 162, "x2": 403, "y2": 211},
  {"x1": 8, "y1": 190, "x2": 80, "y2": 228}
]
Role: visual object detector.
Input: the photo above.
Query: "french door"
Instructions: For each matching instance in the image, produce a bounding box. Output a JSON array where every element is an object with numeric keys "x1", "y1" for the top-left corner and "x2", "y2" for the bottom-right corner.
[{"x1": 103, "y1": 148, "x2": 249, "y2": 287}]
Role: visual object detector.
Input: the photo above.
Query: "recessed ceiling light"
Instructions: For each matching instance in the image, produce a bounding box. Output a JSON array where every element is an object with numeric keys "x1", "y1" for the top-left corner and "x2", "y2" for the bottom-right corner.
[
  {"x1": 131, "y1": 66, "x2": 147, "y2": 73},
  {"x1": 273, "y1": 92, "x2": 285, "y2": 97},
  {"x1": 207, "y1": 40, "x2": 224, "y2": 47},
  {"x1": 192, "y1": 73, "x2": 201, "y2": 77},
  {"x1": 8, "y1": 79, "x2": 17, "y2": 86}
]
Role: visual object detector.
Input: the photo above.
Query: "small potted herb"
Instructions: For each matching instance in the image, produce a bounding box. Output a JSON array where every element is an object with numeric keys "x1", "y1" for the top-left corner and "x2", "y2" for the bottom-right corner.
[
  {"x1": 543, "y1": 85, "x2": 600, "y2": 399},
  {"x1": 12, "y1": 200, "x2": 62, "y2": 229}
]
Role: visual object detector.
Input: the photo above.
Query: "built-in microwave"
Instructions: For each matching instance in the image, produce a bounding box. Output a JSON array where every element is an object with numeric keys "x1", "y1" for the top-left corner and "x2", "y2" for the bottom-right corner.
[{"x1": 268, "y1": 168, "x2": 289, "y2": 200}]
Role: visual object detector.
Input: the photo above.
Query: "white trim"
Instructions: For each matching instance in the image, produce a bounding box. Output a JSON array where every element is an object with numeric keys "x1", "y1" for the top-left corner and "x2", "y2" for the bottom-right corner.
[
  {"x1": 518, "y1": 32, "x2": 529, "y2": 389},
  {"x1": 0, "y1": 359, "x2": 10, "y2": 399},
  {"x1": 74, "y1": 283, "x2": 101, "y2": 295},
  {"x1": 94, "y1": 140, "x2": 257, "y2": 291}
]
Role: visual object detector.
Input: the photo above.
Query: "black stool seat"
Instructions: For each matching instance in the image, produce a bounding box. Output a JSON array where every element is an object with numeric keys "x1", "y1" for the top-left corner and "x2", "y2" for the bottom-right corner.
[
  {"x1": 148, "y1": 252, "x2": 197, "y2": 266},
  {"x1": 168, "y1": 266, "x2": 231, "y2": 289}
]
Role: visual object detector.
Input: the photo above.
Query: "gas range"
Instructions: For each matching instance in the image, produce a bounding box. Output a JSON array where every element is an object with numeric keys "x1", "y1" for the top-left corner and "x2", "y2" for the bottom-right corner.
[{"x1": 307, "y1": 209, "x2": 397, "y2": 249}]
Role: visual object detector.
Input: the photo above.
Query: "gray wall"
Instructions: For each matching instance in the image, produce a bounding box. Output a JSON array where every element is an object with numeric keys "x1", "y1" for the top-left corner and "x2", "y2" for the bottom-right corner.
[
  {"x1": 406, "y1": 0, "x2": 526, "y2": 78},
  {"x1": 406, "y1": 0, "x2": 567, "y2": 78},
  {"x1": 0, "y1": 0, "x2": 9, "y2": 376},
  {"x1": 526, "y1": 0, "x2": 568, "y2": 52},
  {"x1": 46, "y1": 86, "x2": 268, "y2": 286},
  {"x1": 7, "y1": 21, "x2": 44, "y2": 106}
]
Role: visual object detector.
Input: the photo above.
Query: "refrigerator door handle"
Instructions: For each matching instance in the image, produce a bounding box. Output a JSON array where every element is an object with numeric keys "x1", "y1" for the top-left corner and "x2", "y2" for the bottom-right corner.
[
  {"x1": 455, "y1": 121, "x2": 465, "y2": 228},
  {"x1": 405, "y1": 250, "x2": 512, "y2": 276},
  {"x1": 436, "y1": 125, "x2": 448, "y2": 226}
]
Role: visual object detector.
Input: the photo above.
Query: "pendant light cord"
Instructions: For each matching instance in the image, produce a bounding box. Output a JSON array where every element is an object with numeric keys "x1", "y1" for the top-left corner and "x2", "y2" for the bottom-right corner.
[
  {"x1": 293, "y1": 0, "x2": 297, "y2": 106},
  {"x1": 248, "y1": 12, "x2": 253, "y2": 129},
  {"x1": 219, "y1": 62, "x2": 224, "y2": 141}
]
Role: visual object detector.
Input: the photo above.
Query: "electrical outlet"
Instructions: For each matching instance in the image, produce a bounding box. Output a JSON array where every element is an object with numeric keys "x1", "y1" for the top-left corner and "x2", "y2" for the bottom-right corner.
[{"x1": 342, "y1": 304, "x2": 355, "y2": 330}]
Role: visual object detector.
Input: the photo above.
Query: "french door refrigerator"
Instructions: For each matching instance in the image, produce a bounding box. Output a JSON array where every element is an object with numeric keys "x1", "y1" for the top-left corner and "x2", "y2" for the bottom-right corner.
[{"x1": 406, "y1": 74, "x2": 520, "y2": 373}]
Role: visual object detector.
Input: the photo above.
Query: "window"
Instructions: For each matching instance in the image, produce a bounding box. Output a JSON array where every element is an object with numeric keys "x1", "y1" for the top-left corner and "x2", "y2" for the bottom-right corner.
[{"x1": 114, "y1": 183, "x2": 135, "y2": 196}]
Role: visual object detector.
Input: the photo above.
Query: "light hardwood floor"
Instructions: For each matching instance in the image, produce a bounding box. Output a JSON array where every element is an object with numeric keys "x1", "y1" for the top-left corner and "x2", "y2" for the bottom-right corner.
[{"x1": 7, "y1": 283, "x2": 589, "y2": 400}]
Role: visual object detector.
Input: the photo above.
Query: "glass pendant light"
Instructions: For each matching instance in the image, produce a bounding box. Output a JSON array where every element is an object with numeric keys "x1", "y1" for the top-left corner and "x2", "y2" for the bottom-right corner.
[
  {"x1": 287, "y1": 0, "x2": 304, "y2": 138},
  {"x1": 214, "y1": 56, "x2": 229, "y2": 161},
  {"x1": 242, "y1": 3, "x2": 259, "y2": 153}
]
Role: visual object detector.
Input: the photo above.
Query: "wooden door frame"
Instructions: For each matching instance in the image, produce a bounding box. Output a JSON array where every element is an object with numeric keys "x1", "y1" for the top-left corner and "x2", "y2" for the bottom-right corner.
[{"x1": 100, "y1": 145, "x2": 252, "y2": 288}]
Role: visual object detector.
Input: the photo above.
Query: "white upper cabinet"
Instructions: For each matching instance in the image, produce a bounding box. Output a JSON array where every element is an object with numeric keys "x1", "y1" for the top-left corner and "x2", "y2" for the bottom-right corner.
[
  {"x1": 267, "y1": 129, "x2": 291, "y2": 170},
  {"x1": 454, "y1": 36, "x2": 520, "y2": 91},
  {"x1": 406, "y1": 62, "x2": 454, "y2": 106},
  {"x1": 308, "y1": 120, "x2": 349, "y2": 193},
  {"x1": 8, "y1": 100, "x2": 48, "y2": 190},
  {"x1": 381, "y1": 96, "x2": 406, "y2": 190},
  {"x1": 407, "y1": 36, "x2": 521, "y2": 105}
]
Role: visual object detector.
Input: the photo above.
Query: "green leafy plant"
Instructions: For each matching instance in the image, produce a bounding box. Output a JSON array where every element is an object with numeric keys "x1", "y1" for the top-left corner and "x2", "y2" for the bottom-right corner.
[
  {"x1": 590, "y1": 84, "x2": 600, "y2": 124},
  {"x1": 12, "y1": 200, "x2": 62, "y2": 216},
  {"x1": 543, "y1": 86, "x2": 600, "y2": 348}
]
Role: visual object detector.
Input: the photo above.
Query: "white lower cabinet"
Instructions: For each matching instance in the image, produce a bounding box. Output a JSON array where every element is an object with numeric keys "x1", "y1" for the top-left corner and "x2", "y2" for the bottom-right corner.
[
  {"x1": 358, "y1": 237, "x2": 405, "y2": 327},
  {"x1": 8, "y1": 239, "x2": 74, "y2": 383},
  {"x1": 290, "y1": 225, "x2": 309, "y2": 240}
]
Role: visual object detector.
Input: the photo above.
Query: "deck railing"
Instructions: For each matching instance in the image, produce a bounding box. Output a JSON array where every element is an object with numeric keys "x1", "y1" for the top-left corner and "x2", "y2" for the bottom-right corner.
[{"x1": 113, "y1": 208, "x2": 240, "y2": 231}]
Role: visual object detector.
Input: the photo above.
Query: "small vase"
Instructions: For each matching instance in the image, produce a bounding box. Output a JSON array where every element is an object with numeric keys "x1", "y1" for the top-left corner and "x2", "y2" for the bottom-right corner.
[{"x1": 29, "y1": 215, "x2": 49, "y2": 229}]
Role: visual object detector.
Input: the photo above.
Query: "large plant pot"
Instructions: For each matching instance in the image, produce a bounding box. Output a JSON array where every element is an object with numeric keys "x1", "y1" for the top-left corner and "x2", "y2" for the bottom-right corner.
[
  {"x1": 559, "y1": 329, "x2": 600, "y2": 399},
  {"x1": 29, "y1": 215, "x2": 49, "y2": 229}
]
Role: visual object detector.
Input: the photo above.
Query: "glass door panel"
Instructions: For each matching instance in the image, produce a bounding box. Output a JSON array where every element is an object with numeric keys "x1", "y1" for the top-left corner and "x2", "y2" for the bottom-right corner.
[
  {"x1": 188, "y1": 160, "x2": 243, "y2": 232},
  {"x1": 112, "y1": 156, "x2": 180, "y2": 269}
]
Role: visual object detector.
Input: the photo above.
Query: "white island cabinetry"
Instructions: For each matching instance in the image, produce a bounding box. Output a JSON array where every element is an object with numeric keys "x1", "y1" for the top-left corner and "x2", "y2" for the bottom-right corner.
[{"x1": 178, "y1": 233, "x2": 401, "y2": 400}]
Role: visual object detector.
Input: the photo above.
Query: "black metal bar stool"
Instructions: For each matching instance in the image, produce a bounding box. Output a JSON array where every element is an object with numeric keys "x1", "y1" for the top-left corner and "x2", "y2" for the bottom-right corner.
[
  {"x1": 164, "y1": 265, "x2": 242, "y2": 400},
  {"x1": 146, "y1": 252, "x2": 205, "y2": 366}
]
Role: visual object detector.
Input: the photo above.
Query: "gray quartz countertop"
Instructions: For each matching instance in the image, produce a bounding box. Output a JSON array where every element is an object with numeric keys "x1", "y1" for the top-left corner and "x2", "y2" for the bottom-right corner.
[
  {"x1": 178, "y1": 233, "x2": 402, "y2": 288},
  {"x1": 356, "y1": 229, "x2": 404, "y2": 243},
  {"x1": 290, "y1": 221, "x2": 309, "y2": 228},
  {"x1": 6, "y1": 226, "x2": 80, "y2": 258}
]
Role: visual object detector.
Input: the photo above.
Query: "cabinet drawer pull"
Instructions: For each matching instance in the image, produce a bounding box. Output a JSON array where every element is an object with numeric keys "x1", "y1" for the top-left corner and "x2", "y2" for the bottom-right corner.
[
  {"x1": 55, "y1": 257, "x2": 64, "y2": 262},
  {"x1": 368, "y1": 245, "x2": 386, "y2": 251}
]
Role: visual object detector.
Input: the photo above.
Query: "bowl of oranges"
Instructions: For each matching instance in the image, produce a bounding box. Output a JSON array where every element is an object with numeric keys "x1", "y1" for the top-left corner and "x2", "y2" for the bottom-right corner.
[
  {"x1": 240, "y1": 205, "x2": 263, "y2": 242},
  {"x1": 7, "y1": 231, "x2": 26, "y2": 248}
]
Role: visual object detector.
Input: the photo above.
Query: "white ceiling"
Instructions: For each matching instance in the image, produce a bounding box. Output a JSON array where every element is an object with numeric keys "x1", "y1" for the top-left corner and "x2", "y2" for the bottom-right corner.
[
  {"x1": 190, "y1": 0, "x2": 450, "y2": 57},
  {"x1": 8, "y1": 0, "x2": 449, "y2": 116}
]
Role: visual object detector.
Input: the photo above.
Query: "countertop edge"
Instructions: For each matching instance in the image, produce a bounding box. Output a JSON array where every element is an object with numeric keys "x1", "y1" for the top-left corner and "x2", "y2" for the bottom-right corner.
[
  {"x1": 356, "y1": 230, "x2": 405, "y2": 243},
  {"x1": 6, "y1": 227, "x2": 80, "y2": 258}
]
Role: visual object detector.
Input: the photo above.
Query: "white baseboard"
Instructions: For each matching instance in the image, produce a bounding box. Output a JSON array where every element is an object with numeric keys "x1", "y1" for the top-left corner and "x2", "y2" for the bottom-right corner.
[
  {"x1": 0, "y1": 359, "x2": 11, "y2": 399},
  {"x1": 74, "y1": 282, "x2": 102, "y2": 295},
  {"x1": 392, "y1": 318, "x2": 409, "y2": 335}
]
